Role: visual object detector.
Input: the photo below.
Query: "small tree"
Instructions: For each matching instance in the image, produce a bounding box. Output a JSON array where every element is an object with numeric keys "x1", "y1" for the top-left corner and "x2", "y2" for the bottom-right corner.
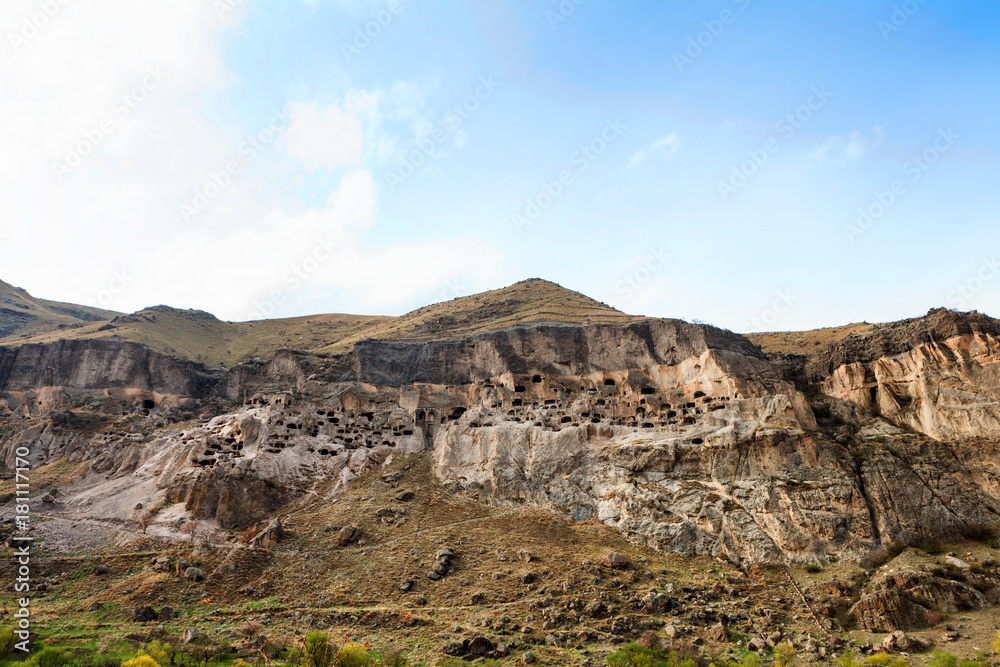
[
  {"x1": 130, "y1": 509, "x2": 155, "y2": 534},
  {"x1": 179, "y1": 519, "x2": 205, "y2": 543}
]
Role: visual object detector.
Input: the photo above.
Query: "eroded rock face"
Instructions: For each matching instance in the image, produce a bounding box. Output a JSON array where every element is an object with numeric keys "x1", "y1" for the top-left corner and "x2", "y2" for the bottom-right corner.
[
  {"x1": 823, "y1": 332, "x2": 1000, "y2": 440},
  {"x1": 5, "y1": 314, "x2": 1000, "y2": 564}
]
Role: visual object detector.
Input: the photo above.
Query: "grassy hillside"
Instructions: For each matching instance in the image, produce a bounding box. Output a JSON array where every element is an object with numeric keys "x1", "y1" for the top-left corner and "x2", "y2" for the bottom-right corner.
[
  {"x1": 746, "y1": 322, "x2": 876, "y2": 358},
  {"x1": 0, "y1": 279, "x2": 119, "y2": 339},
  {"x1": 0, "y1": 279, "x2": 641, "y2": 368}
]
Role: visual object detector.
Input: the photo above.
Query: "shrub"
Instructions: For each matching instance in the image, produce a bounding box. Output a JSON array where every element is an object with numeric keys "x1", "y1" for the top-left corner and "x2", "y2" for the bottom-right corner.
[
  {"x1": 864, "y1": 654, "x2": 910, "y2": 667},
  {"x1": 121, "y1": 657, "x2": 160, "y2": 667},
  {"x1": 961, "y1": 524, "x2": 995, "y2": 543},
  {"x1": 338, "y1": 642, "x2": 372, "y2": 667},
  {"x1": 804, "y1": 564, "x2": 823, "y2": 573},
  {"x1": 774, "y1": 643, "x2": 796, "y2": 667},
  {"x1": 994, "y1": 630, "x2": 1000, "y2": 655},
  {"x1": 27, "y1": 647, "x2": 74, "y2": 667},
  {"x1": 0, "y1": 627, "x2": 15, "y2": 658},
  {"x1": 290, "y1": 632, "x2": 336, "y2": 667},
  {"x1": 919, "y1": 537, "x2": 943, "y2": 554},
  {"x1": 143, "y1": 640, "x2": 173, "y2": 666},
  {"x1": 928, "y1": 649, "x2": 958, "y2": 667}
]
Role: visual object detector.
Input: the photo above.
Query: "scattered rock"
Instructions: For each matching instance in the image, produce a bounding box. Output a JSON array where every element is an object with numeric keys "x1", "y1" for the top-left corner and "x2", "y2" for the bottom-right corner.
[
  {"x1": 469, "y1": 635, "x2": 495, "y2": 656},
  {"x1": 522, "y1": 652, "x2": 537, "y2": 664},
  {"x1": 518, "y1": 550, "x2": 533, "y2": 563},
  {"x1": 603, "y1": 552, "x2": 629, "y2": 570},
  {"x1": 132, "y1": 607, "x2": 158, "y2": 623},
  {"x1": 337, "y1": 526, "x2": 361, "y2": 546},
  {"x1": 94, "y1": 564, "x2": 109, "y2": 575},
  {"x1": 184, "y1": 567, "x2": 205, "y2": 582},
  {"x1": 707, "y1": 623, "x2": 729, "y2": 643},
  {"x1": 183, "y1": 627, "x2": 208, "y2": 644},
  {"x1": 158, "y1": 607, "x2": 175, "y2": 621},
  {"x1": 944, "y1": 555, "x2": 971, "y2": 570},
  {"x1": 400, "y1": 579, "x2": 414, "y2": 592},
  {"x1": 251, "y1": 517, "x2": 283, "y2": 548}
]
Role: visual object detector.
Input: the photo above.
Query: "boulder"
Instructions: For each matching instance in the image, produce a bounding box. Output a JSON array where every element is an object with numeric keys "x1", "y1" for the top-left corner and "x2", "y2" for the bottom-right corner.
[
  {"x1": 337, "y1": 526, "x2": 361, "y2": 546},
  {"x1": 184, "y1": 567, "x2": 206, "y2": 582},
  {"x1": 251, "y1": 517, "x2": 283, "y2": 548},
  {"x1": 468, "y1": 635, "x2": 495, "y2": 656},
  {"x1": 707, "y1": 623, "x2": 729, "y2": 643},
  {"x1": 132, "y1": 607, "x2": 158, "y2": 623},
  {"x1": 183, "y1": 627, "x2": 209, "y2": 644},
  {"x1": 603, "y1": 552, "x2": 629, "y2": 569},
  {"x1": 158, "y1": 607, "x2": 175, "y2": 621}
]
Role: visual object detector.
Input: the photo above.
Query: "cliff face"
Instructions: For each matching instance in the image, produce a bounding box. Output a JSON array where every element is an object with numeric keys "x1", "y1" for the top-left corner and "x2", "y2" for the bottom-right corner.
[
  {"x1": 0, "y1": 339, "x2": 216, "y2": 395},
  {"x1": 4, "y1": 310, "x2": 1000, "y2": 565}
]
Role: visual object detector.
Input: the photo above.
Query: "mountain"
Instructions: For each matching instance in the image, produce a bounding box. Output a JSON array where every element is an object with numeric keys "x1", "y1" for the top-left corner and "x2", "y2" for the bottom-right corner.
[
  {"x1": 0, "y1": 278, "x2": 118, "y2": 339},
  {"x1": 0, "y1": 278, "x2": 638, "y2": 368},
  {"x1": 3, "y1": 280, "x2": 1000, "y2": 662}
]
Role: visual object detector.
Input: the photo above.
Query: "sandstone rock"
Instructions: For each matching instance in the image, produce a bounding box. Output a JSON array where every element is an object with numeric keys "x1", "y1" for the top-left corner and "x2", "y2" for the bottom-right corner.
[
  {"x1": 944, "y1": 555, "x2": 970, "y2": 569},
  {"x1": 517, "y1": 550, "x2": 533, "y2": 563},
  {"x1": 707, "y1": 623, "x2": 729, "y2": 643},
  {"x1": 250, "y1": 517, "x2": 282, "y2": 548},
  {"x1": 337, "y1": 526, "x2": 360, "y2": 546},
  {"x1": 132, "y1": 607, "x2": 158, "y2": 623},
  {"x1": 443, "y1": 640, "x2": 468, "y2": 657},
  {"x1": 603, "y1": 552, "x2": 629, "y2": 570},
  {"x1": 468, "y1": 636, "x2": 495, "y2": 656},
  {"x1": 183, "y1": 627, "x2": 208, "y2": 644}
]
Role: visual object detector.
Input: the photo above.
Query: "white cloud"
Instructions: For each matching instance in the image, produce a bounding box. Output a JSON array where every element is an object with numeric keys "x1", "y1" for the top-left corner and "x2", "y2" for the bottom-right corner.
[
  {"x1": 810, "y1": 126, "x2": 885, "y2": 163},
  {"x1": 0, "y1": 0, "x2": 503, "y2": 321},
  {"x1": 284, "y1": 100, "x2": 365, "y2": 171},
  {"x1": 627, "y1": 133, "x2": 679, "y2": 169}
]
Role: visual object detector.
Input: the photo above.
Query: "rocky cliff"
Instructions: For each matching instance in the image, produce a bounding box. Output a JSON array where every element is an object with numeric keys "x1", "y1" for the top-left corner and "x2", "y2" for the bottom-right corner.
[{"x1": 2, "y1": 294, "x2": 1000, "y2": 566}]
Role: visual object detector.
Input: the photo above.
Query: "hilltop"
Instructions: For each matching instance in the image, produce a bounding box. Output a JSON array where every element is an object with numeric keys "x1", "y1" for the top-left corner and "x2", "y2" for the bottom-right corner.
[{"x1": 0, "y1": 279, "x2": 640, "y2": 368}]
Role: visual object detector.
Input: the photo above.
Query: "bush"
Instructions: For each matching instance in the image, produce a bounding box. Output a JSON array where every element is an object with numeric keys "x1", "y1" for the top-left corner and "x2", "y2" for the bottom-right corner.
[
  {"x1": 0, "y1": 627, "x2": 15, "y2": 658},
  {"x1": 338, "y1": 643, "x2": 372, "y2": 667},
  {"x1": 961, "y1": 524, "x2": 996, "y2": 543},
  {"x1": 290, "y1": 632, "x2": 336, "y2": 667},
  {"x1": 928, "y1": 650, "x2": 958, "y2": 667},
  {"x1": 774, "y1": 643, "x2": 796, "y2": 667},
  {"x1": 864, "y1": 654, "x2": 910, "y2": 667},
  {"x1": 804, "y1": 564, "x2": 823, "y2": 573},
  {"x1": 143, "y1": 640, "x2": 173, "y2": 666},
  {"x1": 121, "y1": 657, "x2": 160, "y2": 667},
  {"x1": 27, "y1": 647, "x2": 74, "y2": 667}
]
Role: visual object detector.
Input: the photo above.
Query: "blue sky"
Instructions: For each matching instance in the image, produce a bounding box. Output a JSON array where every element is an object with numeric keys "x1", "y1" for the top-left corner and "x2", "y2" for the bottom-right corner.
[{"x1": 2, "y1": 0, "x2": 998, "y2": 331}]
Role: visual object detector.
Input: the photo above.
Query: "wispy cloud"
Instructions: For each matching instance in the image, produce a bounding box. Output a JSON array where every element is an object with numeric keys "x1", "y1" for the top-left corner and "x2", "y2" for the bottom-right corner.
[
  {"x1": 627, "y1": 133, "x2": 679, "y2": 169},
  {"x1": 810, "y1": 126, "x2": 885, "y2": 163}
]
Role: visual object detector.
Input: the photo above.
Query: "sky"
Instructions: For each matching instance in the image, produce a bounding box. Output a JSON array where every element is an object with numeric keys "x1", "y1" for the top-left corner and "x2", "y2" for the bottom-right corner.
[{"x1": 1, "y1": 0, "x2": 998, "y2": 333}]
